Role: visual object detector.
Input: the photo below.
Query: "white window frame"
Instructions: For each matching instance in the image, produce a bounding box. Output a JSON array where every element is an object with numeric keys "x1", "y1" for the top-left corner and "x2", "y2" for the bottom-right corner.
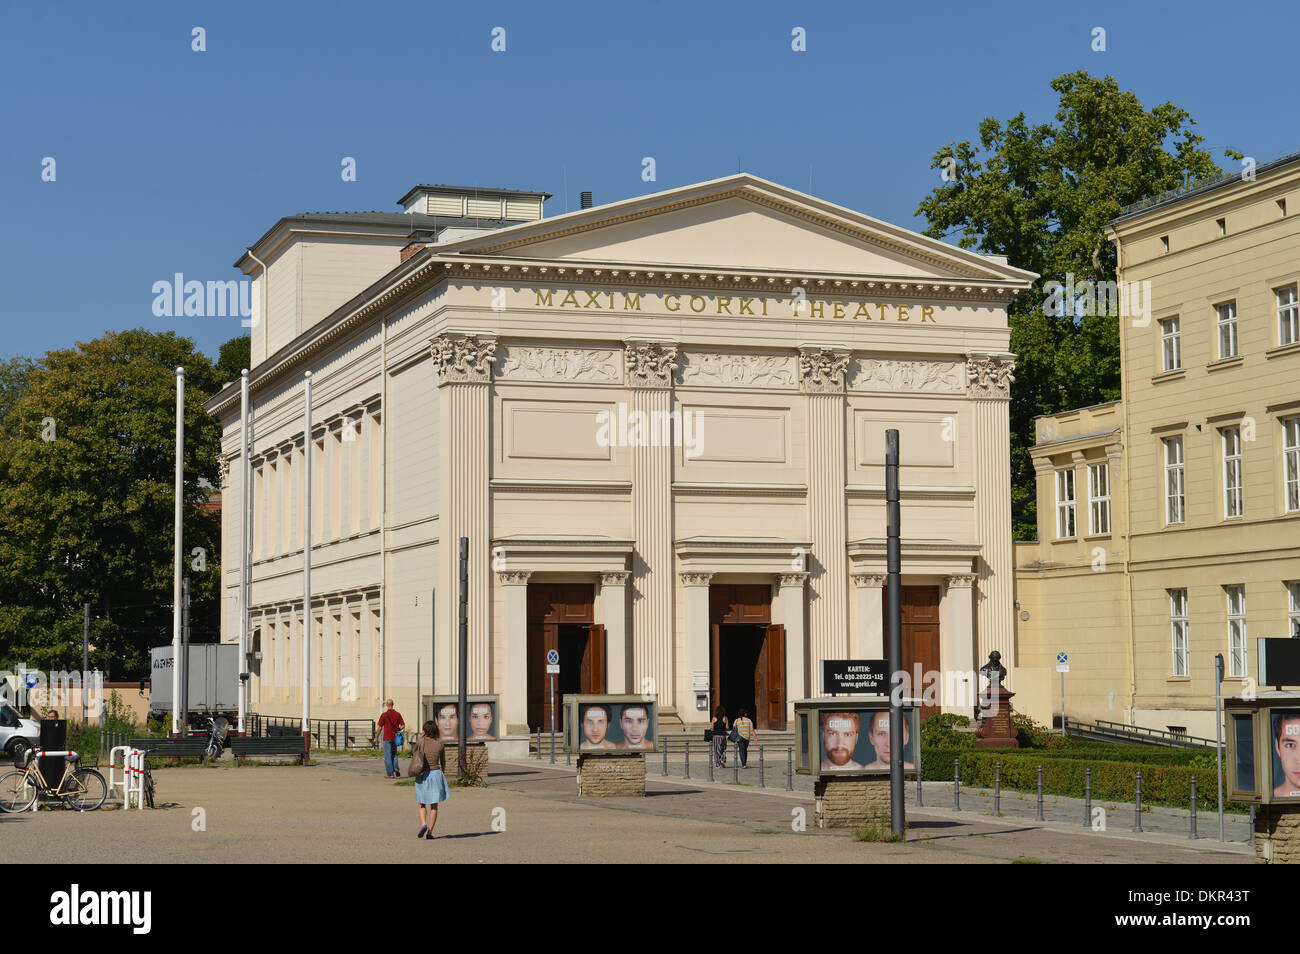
[
  {"x1": 1222, "y1": 426, "x2": 1243, "y2": 519},
  {"x1": 1279, "y1": 285, "x2": 1299, "y2": 347},
  {"x1": 1288, "y1": 582, "x2": 1300, "y2": 639},
  {"x1": 1226, "y1": 585, "x2": 1247, "y2": 678},
  {"x1": 1284, "y1": 417, "x2": 1300, "y2": 514},
  {"x1": 1160, "y1": 316, "x2": 1182, "y2": 371},
  {"x1": 1170, "y1": 589, "x2": 1189, "y2": 676},
  {"x1": 1087, "y1": 461, "x2": 1111, "y2": 535},
  {"x1": 1055, "y1": 468, "x2": 1077, "y2": 539},
  {"x1": 1164, "y1": 436, "x2": 1185, "y2": 525},
  {"x1": 1216, "y1": 301, "x2": 1238, "y2": 359}
]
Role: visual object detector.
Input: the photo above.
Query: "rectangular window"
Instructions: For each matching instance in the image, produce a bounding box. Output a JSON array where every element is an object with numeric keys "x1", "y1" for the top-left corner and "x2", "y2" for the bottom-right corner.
[
  {"x1": 1164, "y1": 436, "x2": 1185, "y2": 525},
  {"x1": 1222, "y1": 426, "x2": 1243, "y2": 518},
  {"x1": 1055, "y1": 468, "x2": 1076, "y2": 538},
  {"x1": 1170, "y1": 588, "x2": 1189, "y2": 676},
  {"x1": 1289, "y1": 582, "x2": 1300, "y2": 639},
  {"x1": 1226, "y1": 585, "x2": 1247, "y2": 677},
  {"x1": 1279, "y1": 285, "x2": 1299, "y2": 347},
  {"x1": 1217, "y1": 301, "x2": 1238, "y2": 359},
  {"x1": 1285, "y1": 417, "x2": 1300, "y2": 514},
  {"x1": 1088, "y1": 462, "x2": 1111, "y2": 534},
  {"x1": 1160, "y1": 317, "x2": 1181, "y2": 371}
]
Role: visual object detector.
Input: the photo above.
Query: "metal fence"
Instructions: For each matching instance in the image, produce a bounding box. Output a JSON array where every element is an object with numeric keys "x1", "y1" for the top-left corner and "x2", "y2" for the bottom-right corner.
[{"x1": 246, "y1": 714, "x2": 376, "y2": 750}]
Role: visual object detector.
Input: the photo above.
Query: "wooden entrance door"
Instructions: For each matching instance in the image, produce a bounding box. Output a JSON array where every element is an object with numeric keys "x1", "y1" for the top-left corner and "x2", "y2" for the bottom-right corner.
[
  {"x1": 708, "y1": 584, "x2": 784, "y2": 730},
  {"x1": 527, "y1": 583, "x2": 599, "y2": 733},
  {"x1": 882, "y1": 585, "x2": 942, "y2": 720}
]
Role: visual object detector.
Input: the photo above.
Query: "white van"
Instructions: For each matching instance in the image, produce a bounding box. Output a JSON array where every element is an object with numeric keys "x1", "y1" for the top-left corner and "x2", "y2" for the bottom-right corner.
[{"x1": 0, "y1": 703, "x2": 40, "y2": 763}]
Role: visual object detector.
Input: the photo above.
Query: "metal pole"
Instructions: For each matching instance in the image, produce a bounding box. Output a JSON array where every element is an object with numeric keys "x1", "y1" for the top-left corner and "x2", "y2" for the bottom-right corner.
[
  {"x1": 953, "y1": 759, "x2": 960, "y2": 810},
  {"x1": 1190, "y1": 777, "x2": 1199, "y2": 839},
  {"x1": 759, "y1": 745, "x2": 764, "y2": 788},
  {"x1": 708, "y1": 742, "x2": 714, "y2": 782},
  {"x1": 684, "y1": 739, "x2": 690, "y2": 779},
  {"x1": 1036, "y1": 765, "x2": 1044, "y2": 821},
  {"x1": 662, "y1": 741, "x2": 667, "y2": 776},
  {"x1": 1215, "y1": 653, "x2": 1225, "y2": 842},
  {"x1": 302, "y1": 371, "x2": 312, "y2": 763},
  {"x1": 916, "y1": 726, "x2": 923, "y2": 807},
  {"x1": 82, "y1": 604, "x2": 89, "y2": 724},
  {"x1": 785, "y1": 747, "x2": 792, "y2": 791},
  {"x1": 458, "y1": 537, "x2": 468, "y2": 777},
  {"x1": 1134, "y1": 771, "x2": 1143, "y2": 832},
  {"x1": 172, "y1": 366, "x2": 184, "y2": 737},
  {"x1": 181, "y1": 577, "x2": 190, "y2": 732},
  {"x1": 1060, "y1": 669, "x2": 1066, "y2": 737},
  {"x1": 885, "y1": 428, "x2": 904, "y2": 838},
  {"x1": 994, "y1": 761, "x2": 1001, "y2": 815},
  {"x1": 548, "y1": 675, "x2": 555, "y2": 764},
  {"x1": 238, "y1": 369, "x2": 249, "y2": 734},
  {"x1": 1084, "y1": 767, "x2": 1092, "y2": 828},
  {"x1": 733, "y1": 742, "x2": 739, "y2": 784}
]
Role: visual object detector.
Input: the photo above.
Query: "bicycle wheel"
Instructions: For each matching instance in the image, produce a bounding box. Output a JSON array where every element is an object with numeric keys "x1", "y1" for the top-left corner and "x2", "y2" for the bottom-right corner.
[
  {"x1": 143, "y1": 768, "x2": 156, "y2": 809},
  {"x1": 63, "y1": 769, "x2": 107, "y2": 811},
  {"x1": 0, "y1": 770, "x2": 38, "y2": 813}
]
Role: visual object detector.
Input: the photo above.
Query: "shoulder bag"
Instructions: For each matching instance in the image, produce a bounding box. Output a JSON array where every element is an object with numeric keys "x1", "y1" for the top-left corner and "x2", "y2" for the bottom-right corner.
[{"x1": 407, "y1": 741, "x2": 427, "y2": 778}]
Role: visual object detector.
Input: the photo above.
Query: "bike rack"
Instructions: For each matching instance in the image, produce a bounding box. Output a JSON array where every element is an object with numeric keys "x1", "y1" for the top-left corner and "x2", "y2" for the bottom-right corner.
[
  {"x1": 108, "y1": 746, "x2": 132, "y2": 805},
  {"x1": 109, "y1": 746, "x2": 145, "y2": 809}
]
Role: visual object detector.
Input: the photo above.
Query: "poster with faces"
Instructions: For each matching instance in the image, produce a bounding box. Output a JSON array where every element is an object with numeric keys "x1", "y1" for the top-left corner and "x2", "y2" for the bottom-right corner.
[
  {"x1": 819, "y1": 709, "x2": 916, "y2": 773},
  {"x1": 578, "y1": 702, "x2": 655, "y2": 752},
  {"x1": 1273, "y1": 710, "x2": 1300, "y2": 797},
  {"x1": 431, "y1": 700, "x2": 498, "y2": 741}
]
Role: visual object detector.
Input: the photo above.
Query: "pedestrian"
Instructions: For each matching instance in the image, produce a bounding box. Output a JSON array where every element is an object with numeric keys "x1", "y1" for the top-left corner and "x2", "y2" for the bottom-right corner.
[
  {"x1": 711, "y1": 705, "x2": 728, "y2": 767},
  {"x1": 411, "y1": 720, "x2": 449, "y2": 839},
  {"x1": 373, "y1": 698, "x2": 405, "y2": 778},
  {"x1": 733, "y1": 707, "x2": 755, "y2": 767}
]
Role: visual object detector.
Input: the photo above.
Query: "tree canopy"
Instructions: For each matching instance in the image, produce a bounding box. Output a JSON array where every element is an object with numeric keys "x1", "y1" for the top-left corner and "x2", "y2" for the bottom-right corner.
[{"x1": 916, "y1": 70, "x2": 1234, "y2": 538}]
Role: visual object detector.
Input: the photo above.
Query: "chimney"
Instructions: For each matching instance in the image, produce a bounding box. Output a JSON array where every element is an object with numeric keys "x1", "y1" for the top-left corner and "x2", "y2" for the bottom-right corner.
[{"x1": 580, "y1": 191, "x2": 593, "y2": 209}]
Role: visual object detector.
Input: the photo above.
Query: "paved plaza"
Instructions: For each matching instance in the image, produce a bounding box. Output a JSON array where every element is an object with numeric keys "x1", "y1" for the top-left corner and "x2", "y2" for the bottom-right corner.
[{"x1": 0, "y1": 753, "x2": 1252, "y2": 864}]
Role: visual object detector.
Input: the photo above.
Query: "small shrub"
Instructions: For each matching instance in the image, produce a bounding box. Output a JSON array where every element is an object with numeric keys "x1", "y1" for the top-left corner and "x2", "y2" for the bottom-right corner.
[
  {"x1": 921, "y1": 713, "x2": 975, "y2": 750},
  {"x1": 854, "y1": 808, "x2": 905, "y2": 842}
]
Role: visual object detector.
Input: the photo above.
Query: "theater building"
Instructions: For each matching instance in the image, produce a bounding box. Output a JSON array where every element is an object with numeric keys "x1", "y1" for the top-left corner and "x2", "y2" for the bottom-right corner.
[
  {"x1": 206, "y1": 174, "x2": 1035, "y2": 745},
  {"x1": 1014, "y1": 153, "x2": 1300, "y2": 737}
]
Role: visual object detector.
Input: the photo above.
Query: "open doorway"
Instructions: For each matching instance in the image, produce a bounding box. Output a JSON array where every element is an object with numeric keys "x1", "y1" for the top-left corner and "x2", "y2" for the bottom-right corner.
[
  {"x1": 526, "y1": 583, "x2": 604, "y2": 733},
  {"x1": 709, "y1": 583, "x2": 785, "y2": 730}
]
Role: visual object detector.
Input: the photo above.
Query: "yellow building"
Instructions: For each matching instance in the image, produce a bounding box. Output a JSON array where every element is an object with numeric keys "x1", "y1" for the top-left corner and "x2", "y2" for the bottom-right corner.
[{"x1": 1016, "y1": 153, "x2": 1300, "y2": 737}]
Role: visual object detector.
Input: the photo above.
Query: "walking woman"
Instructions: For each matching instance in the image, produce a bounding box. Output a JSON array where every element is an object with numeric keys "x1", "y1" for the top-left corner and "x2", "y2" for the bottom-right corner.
[
  {"x1": 711, "y1": 705, "x2": 729, "y2": 767},
  {"x1": 411, "y1": 720, "x2": 449, "y2": 839},
  {"x1": 733, "y1": 707, "x2": 755, "y2": 767}
]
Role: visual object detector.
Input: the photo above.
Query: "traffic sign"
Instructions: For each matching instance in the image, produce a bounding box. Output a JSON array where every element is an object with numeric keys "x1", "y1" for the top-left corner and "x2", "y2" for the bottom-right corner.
[
  {"x1": 546, "y1": 664, "x2": 560, "y2": 674},
  {"x1": 1056, "y1": 652, "x2": 1068, "y2": 664},
  {"x1": 545, "y1": 649, "x2": 559, "y2": 665},
  {"x1": 1055, "y1": 664, "x2": 1069, "y2": 673}
]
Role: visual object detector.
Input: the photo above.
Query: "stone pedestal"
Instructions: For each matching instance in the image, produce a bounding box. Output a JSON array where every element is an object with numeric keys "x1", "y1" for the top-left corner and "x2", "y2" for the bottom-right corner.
[
  {"x1": 441, "y1": 742, "x2": 489, "y2": 778},
  {"x1": 814, "y1": 776, "x2": 891, "y2": 828},
  {"x1": 576, "y1": 753, "x2": 646, "y2": 797},
  {"x1": 1255, "y1": 805, "x2": 1300, "y2": 863},
  {"x1": 975, "y1": 687, "x2": 1020, "y2": 748}
]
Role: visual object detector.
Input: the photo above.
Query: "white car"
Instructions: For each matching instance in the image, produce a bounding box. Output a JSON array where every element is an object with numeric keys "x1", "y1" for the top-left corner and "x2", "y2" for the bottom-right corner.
[{"x1": 0, "y1": 703, "x2": 40, "y2": 763}]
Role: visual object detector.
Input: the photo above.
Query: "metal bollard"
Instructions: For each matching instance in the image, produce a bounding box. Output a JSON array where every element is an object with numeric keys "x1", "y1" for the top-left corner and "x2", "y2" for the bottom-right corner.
[
  {"x1": 549, "y1": 728, "x2": 555, "y2": 765},
  {"x1": 1036, "y1": 765, "x2": 1044, "y2": 821},
  {"x1": 786, "y1": 747, "x2": 793, "y2": 791},
  {"x1": 733, "y1": 742, "x2": 739, "y2": 784},
  {"x1": 1250, "y1": 804, "x2": 1256, "y2": 843},
  {"x1": 1190, "y1": 776, "x2": 1199, "y2": 840},
  {"x1": 1083, "y1": 767, "x2": 1092, "y2": 828},
  {"x1": 662, "y1": 742, "x2": 668, "y2": 776},
  {"x1": 759, "y1": 745, "x2": 765, "y2": 788},
  {"x1": 685, "y1": 740, "x2": 690, "y2": 779},
  {"x1": 953, "y1": 759, "x2": 960, "y2": 811},
  {"x1": 708, "y1": 743, "x2": 714, "y2": 782},
  {"x1": 1134, "y1": 771, "x2": 1143, "y2": 832},
  {"x1": 566, "y1": 740, "x2": 571, "y2": 766},
  {"x1": 994, "y1": 762, "x2": 1001, "y2": 816}
]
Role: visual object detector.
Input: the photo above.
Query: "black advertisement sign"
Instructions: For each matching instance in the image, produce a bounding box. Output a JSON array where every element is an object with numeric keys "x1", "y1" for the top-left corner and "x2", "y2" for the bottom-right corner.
[{"x1": 822, "y1": 660, "x2": 888, "y2": 694}]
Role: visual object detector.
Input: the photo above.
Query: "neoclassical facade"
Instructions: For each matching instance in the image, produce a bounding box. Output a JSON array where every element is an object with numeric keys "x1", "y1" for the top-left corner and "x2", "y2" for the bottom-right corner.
[{"x1": 206, "y1": 175, "x2": 1034, "y2": 742}]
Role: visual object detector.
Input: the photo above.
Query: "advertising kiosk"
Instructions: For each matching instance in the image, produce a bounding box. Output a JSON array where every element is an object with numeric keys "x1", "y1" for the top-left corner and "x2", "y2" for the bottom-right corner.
[{"x1": 564, "y1": 694, "x2": 657, "y2": 797}]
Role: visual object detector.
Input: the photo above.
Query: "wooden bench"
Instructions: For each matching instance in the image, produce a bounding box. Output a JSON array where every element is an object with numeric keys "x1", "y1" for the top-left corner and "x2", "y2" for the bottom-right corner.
[
  {"x1": 229, "y1": 736, "x2": 307, "y2": 766},
  {"x1": 127, "y1": 738, "x2": 211, "y2": 763}
]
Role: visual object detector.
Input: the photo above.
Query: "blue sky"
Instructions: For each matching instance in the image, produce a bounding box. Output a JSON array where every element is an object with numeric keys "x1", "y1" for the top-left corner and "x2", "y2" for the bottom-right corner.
[{"x1": 1, "y1": 0, "x2": 1295, "y2": 364}]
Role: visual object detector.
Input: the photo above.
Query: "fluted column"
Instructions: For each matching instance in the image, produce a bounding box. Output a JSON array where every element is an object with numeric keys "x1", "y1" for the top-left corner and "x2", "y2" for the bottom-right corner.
[
  {"x1": 498, "y1": 569, "x2": 531, "y2": 732},
  {"x1": 626, "y1": 339, "x2": 678, "y2": 708},
  {"x1": 852, "y1": 573, "x2": 886, "y2": 659},
  {"x1": 434, "y1": 332, "x2": 496, "y2": 694},
  {"x1": 800, "y1": 344, "x2": 850, "y2": 672},
  {"x1": 600, "y1": 571, "x2": 630, "y2": 694},
  {"x1": 967, "y1": 352, "x2": 1016, "y2": 668}
]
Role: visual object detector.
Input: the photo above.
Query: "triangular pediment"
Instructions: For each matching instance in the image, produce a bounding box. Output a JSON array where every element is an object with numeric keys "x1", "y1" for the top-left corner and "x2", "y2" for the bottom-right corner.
[{"x1": 435, "y1": 174, "x2": 1034, "y2": 284}]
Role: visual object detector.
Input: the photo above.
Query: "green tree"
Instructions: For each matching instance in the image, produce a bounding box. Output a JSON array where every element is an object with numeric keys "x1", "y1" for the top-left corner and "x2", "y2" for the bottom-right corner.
[
  {"x1": 916, "y1": 70, "x2": 1233, "y2": 538},
  {"x1": 0, "y1": 355, "x2": 35, "y2": 438},
  {"x1": 0, "y1": 330, "x2": 223, "y2": 677},
  {"x1": 214, "y1": 334, "x2": 250, "y2": 385}
]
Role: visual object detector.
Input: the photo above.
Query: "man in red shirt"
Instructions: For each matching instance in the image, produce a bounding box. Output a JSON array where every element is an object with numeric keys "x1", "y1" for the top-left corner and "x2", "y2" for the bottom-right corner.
[{"x1": 374, "y1": 699, "x2": 405, "y2": 778}]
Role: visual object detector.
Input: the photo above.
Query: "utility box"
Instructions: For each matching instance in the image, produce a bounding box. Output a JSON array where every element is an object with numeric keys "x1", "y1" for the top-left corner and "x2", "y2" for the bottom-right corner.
[{"x1": 149, "y1": 645, "x2": 239, "y2": 720}]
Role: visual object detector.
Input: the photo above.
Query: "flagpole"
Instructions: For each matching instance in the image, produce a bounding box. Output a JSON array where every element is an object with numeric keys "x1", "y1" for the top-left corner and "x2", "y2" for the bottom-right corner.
[
  {"x1": 302, "y1": 371, "x2": 312, "y2": 759},
  {"x1": 173, "y1": 367, "x2": 185, "y2": 737}
]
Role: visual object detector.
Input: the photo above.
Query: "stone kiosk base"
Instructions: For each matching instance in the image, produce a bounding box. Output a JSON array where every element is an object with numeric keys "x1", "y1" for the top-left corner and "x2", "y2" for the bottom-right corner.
[
  {"x1": 814, "y1": 776, "x2": 891, "y2": 828},
  {"x1": 440, "y1": 742, "x2": 489, "y2": 778},
  {"x1": 1254, "y1": 806, "x2": 1300, "y2": 863},
  {"x1": 576, "y1": 753, "x2": 646, "y2": 796}
]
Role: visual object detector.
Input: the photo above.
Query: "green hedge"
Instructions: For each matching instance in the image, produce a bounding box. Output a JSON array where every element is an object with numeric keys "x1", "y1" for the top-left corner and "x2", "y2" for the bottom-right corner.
[
  {"x1": 920, "y1": 747, "x2": 1243, "y2": 812},
  {"x1": 976, "y1": 744, "x2": 1211, "y2": 767}
]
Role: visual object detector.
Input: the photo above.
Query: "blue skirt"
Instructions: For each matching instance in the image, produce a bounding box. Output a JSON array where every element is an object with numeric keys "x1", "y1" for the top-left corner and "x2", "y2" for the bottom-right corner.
[{"x1": 415, "y1": 768, "x2": 450, "y2": 804}]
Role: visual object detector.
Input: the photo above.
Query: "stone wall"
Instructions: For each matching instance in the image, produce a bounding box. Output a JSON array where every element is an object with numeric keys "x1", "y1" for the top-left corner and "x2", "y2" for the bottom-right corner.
[
  {"x1": 577, "y1": 753, "x2": 646, "y2": 797},
  {"x1": 1254, "y1": 806, "x2": 1300, "y2": 863},
  {"x1": 439, "y1": 743, "x2": 489, "y2": 778},
  {"x1": 814, "y1": 776, "x2": 891, "y2": 828}
]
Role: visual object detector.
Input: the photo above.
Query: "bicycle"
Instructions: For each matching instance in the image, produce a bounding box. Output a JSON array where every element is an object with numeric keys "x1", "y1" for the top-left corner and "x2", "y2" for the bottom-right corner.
[{"x1": 0, "y1": 749, "x2": 107, "y2": 812}]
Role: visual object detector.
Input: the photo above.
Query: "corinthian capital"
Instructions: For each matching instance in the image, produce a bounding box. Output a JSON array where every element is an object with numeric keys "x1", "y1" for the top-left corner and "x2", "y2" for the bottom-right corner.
[
  {"x1": 965, "y1": 352, "x2": 1016, "y2": 399},
  {"x1": 798, "y1": 345, "x2": 851, "y2": 394},
  {"x1": 624, "y1": 339, "x2": 679, "y2": 389},
  {"x1": 431, "y1": 332, "x2": 497, "y2": 384}
]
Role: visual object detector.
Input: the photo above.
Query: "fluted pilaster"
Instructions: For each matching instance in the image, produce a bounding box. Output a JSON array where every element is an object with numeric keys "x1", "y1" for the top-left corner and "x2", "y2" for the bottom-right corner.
[{"x1": 968, "y1": 351, "x2": 1016, "y2": 667}]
